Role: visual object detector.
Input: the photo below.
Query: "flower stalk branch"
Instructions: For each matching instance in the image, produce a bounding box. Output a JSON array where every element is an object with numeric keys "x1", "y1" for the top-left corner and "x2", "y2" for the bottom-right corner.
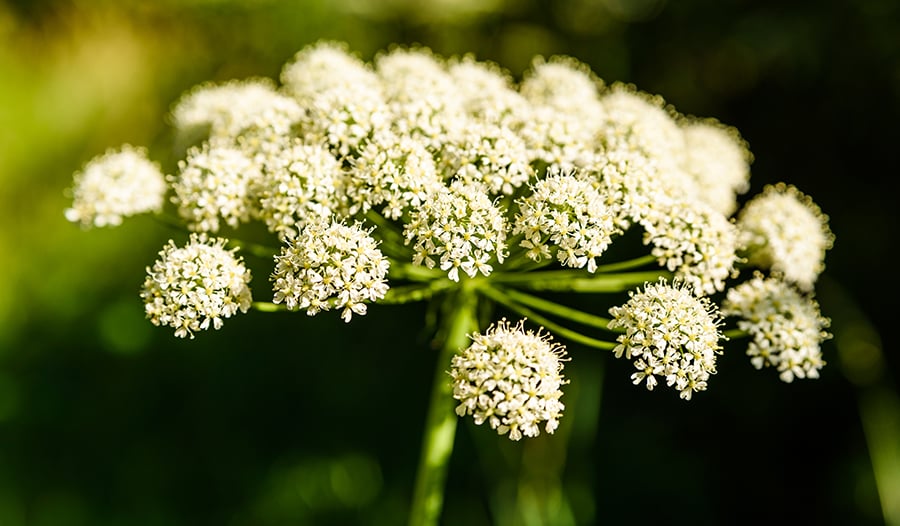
[
  {"x1": 478, "y1": 285, "x2": 617, "y2": 351},
  {"x1": 497, "y1": 287, "x2": 617, "y2": 332}
]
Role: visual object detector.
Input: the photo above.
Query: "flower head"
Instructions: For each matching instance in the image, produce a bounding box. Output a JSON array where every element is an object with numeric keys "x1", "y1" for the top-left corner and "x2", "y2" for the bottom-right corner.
[
  {"x1": 447, "y1": 56, "x2": 527, "y2": 125},
  {"x1": 639, "y1": 198, "x2": 740, "y2": 295},
  {"x1": 375, "y1": 47, "x2": 466, "y2": 150},
  {"x1": 596, "y1": 87, "x2": 697, "y2": 202},
  {"x1": 517, "y1": 59, "x2": 604, "y2": 169},
  {"x1": 403, "y1": 180, "x2": 508, "y2": 281},
  {"x1": 681, "y1": 120, "x2": 752, "y2": 216},
  {"x1": 450, "y1": 319, "x2": 567, "y2": 441},
  {"x1": 271, "y1": 220, "x2": 390, "y2": 322},
  {"x1": 608, "y1": 280, "x2": 724, "y2": 400},
  {"x1": 169, "y1": 140, "x2": 262, "y2": 233},
  {"x1": 736, "y1": 183, "x2": 834, "y2": 290},
  {"x1": 171, "y1": 78, "x2": 303, "y2": 138},
  {"x1": 346, "y1": 131, "x2": 443, "y2": 219},
  {"x1": 520, "y1": 56, "x2": 604, "y2": 118},
  {"x1": 141, "y1": 234, "x2": 252, "y2": 338},
  {"x1": 722, "y1": 274, "x2": 830, "y2": 382},
  {"x1": 65, "y1": 145, "x2": 166, "y2": 228},
  {"x1": 440, "y1": 120, "x2": 534, "y2": 195},
  {"x1": 281, "y1": 41, "x2": 388, "y2": 157},
  {"x1": 256, "y1": 140, "x2": 348, "y2": 239},
  {"x1": 513, "y1": 169, "x2": 619, "y2": 272}
]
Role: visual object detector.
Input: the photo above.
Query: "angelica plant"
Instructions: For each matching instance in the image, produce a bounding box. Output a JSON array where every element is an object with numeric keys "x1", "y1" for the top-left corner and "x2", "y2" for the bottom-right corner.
[{"x1": 66, "y1": 41, "x2": 834, "y2": 525}]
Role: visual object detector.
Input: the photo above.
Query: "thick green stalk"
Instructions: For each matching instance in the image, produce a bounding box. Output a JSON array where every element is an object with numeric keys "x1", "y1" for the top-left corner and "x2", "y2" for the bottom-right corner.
[{"x1": 408, "y1": 285, "x2": 480, "y2": 526}]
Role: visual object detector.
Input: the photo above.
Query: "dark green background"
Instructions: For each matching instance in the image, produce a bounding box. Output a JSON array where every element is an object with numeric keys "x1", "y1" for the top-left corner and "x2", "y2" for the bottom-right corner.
[{"x1": 1, "y1": 0, "x2": 897, "y2": 524}]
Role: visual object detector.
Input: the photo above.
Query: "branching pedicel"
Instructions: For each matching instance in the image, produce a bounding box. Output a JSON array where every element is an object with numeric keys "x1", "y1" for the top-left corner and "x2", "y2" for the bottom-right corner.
[{"x1": 67, "y1": 41, "x2": 834, "y2": 525}]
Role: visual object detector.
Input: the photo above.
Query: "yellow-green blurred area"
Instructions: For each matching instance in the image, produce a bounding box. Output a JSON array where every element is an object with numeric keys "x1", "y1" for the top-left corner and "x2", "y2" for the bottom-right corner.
[{"x1": 1, "y1": 0, "x2": 899, "y2": 524}]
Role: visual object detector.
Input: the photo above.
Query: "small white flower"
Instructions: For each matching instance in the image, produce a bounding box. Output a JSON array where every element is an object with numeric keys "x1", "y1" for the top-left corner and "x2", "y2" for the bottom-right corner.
[
  {"x1": 65, "y1": 145, "x2": 166, "y2": 228},
  {"x1": 736, "y1": 183, "x2": 834, "y2": 290},
  {"x1": 141, "y1": 234, "x2": 253, "y2": 338},
  {"x1": 608, "y1": 280, "x2": 724, "y2": 400},
  {"x1": 722, "y1": 274, "x2": 830, "y2": 382},
  {"x1": 450, "y1": 319, "x2": 567, "y2": 441},
  {"x1": 271, "y1": 219, "x2": 390, "y2": 322}
]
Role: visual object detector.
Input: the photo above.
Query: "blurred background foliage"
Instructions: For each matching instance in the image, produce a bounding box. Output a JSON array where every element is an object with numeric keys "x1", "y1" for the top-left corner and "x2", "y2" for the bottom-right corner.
[{"x1": 1, "y1": 0, "x2": 898, "y2": 524}]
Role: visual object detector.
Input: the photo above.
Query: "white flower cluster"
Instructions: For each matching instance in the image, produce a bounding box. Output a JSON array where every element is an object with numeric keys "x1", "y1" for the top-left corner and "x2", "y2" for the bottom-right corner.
[
  {"x1": 69, "y1": 41, "x2": 766, "y2": 288},
  {"x1": 681, "y1": 121, "x2": 752, "y2": 216},
  {"x1": 404, "y1": 181, "x2": 508, "y2": 282},
  {"x1": 281, "y1": 42, "x2": 388, "y2": 157},
  {"x1": 171, "y1": 78, "x2": 303, "y2": 138},
  {"x1": 169, "y1": 140, "x2": 262, "y2": 233},
  {"x1": 608, "y1": 280, "x2": 724, "y2": 400},
  {"x1": 722, "y1": 274, "x2": 830, "y2": 382},
  {"x1": 271, "y1": 220, "x2": 390, "y2": 322},
  {"x1": 256, "y1": 140, "x2": 347, "y2": 239},
  {"x1": 141, "y1": 234, "x2": 253, "y2": 338},
  {"x1": 66, "y1": 41, "x2": 833, "y2": 408},
  {"x1": 639, "y1": 199, "x2": 740, "y2": 295},
  {"x1": 440, "y1": 122, "x2": 534, "y2": 195},
  {"x1": 450, "y1": 319, "x2": 567, "y2": 441},
  {"x1": 737, "y1": 183, "x2": 834, "y2": 291},
  {"x1": 517, "y1": 57, "x2": 603, "y2": 169},
  {"x1": 65, "y1": 145, "x2": 166, "y2": 228},
  {"x1": 375, "y1": 47, "x2": 466, "y2": 151},
  {"x1": 345, "y1": 131, "x2": 443, "y2": 219},
  {"x1": 514, "y1": 169, "x2": 619, "y2": 272}
]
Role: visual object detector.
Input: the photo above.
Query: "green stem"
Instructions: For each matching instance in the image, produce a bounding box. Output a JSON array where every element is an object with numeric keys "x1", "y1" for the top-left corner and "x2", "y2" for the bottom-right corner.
[
  {"x1": 592, "y1": 254, "x2": 657, "y2": 273},
  {"x1": 478, "y1": 285, "x2": 616, "y2": 351},
  {"x1": 408, "y1": 285, "x2": 480, "y2": 526},
  {"x1": 498, "y1": 287, "x2": 616, "y2": 332},
  {"x1": 390, "y1": 263, "x2": 447, "y2": 282},
  {"x1": 251, "y1": 301, "x2": 286, "y2": 312},
  {"x1": 228, "y1": 238, "x2": 279, "y2": 259},
  {"x1": 491, "y1": 269, "x2": 668, "y2": 293},
  {"x1": 366, "y1": 209, "x2": 411, "y2": 258},
  {"x1": 723, "y1": 328, "x2": 749, "y2": 339},
  {"x1": 380, "y1": 281, "x2": 454, "y2": 304},
  {"x1": 153, "y1": 213, "x2": 187, "y2": 232}
]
